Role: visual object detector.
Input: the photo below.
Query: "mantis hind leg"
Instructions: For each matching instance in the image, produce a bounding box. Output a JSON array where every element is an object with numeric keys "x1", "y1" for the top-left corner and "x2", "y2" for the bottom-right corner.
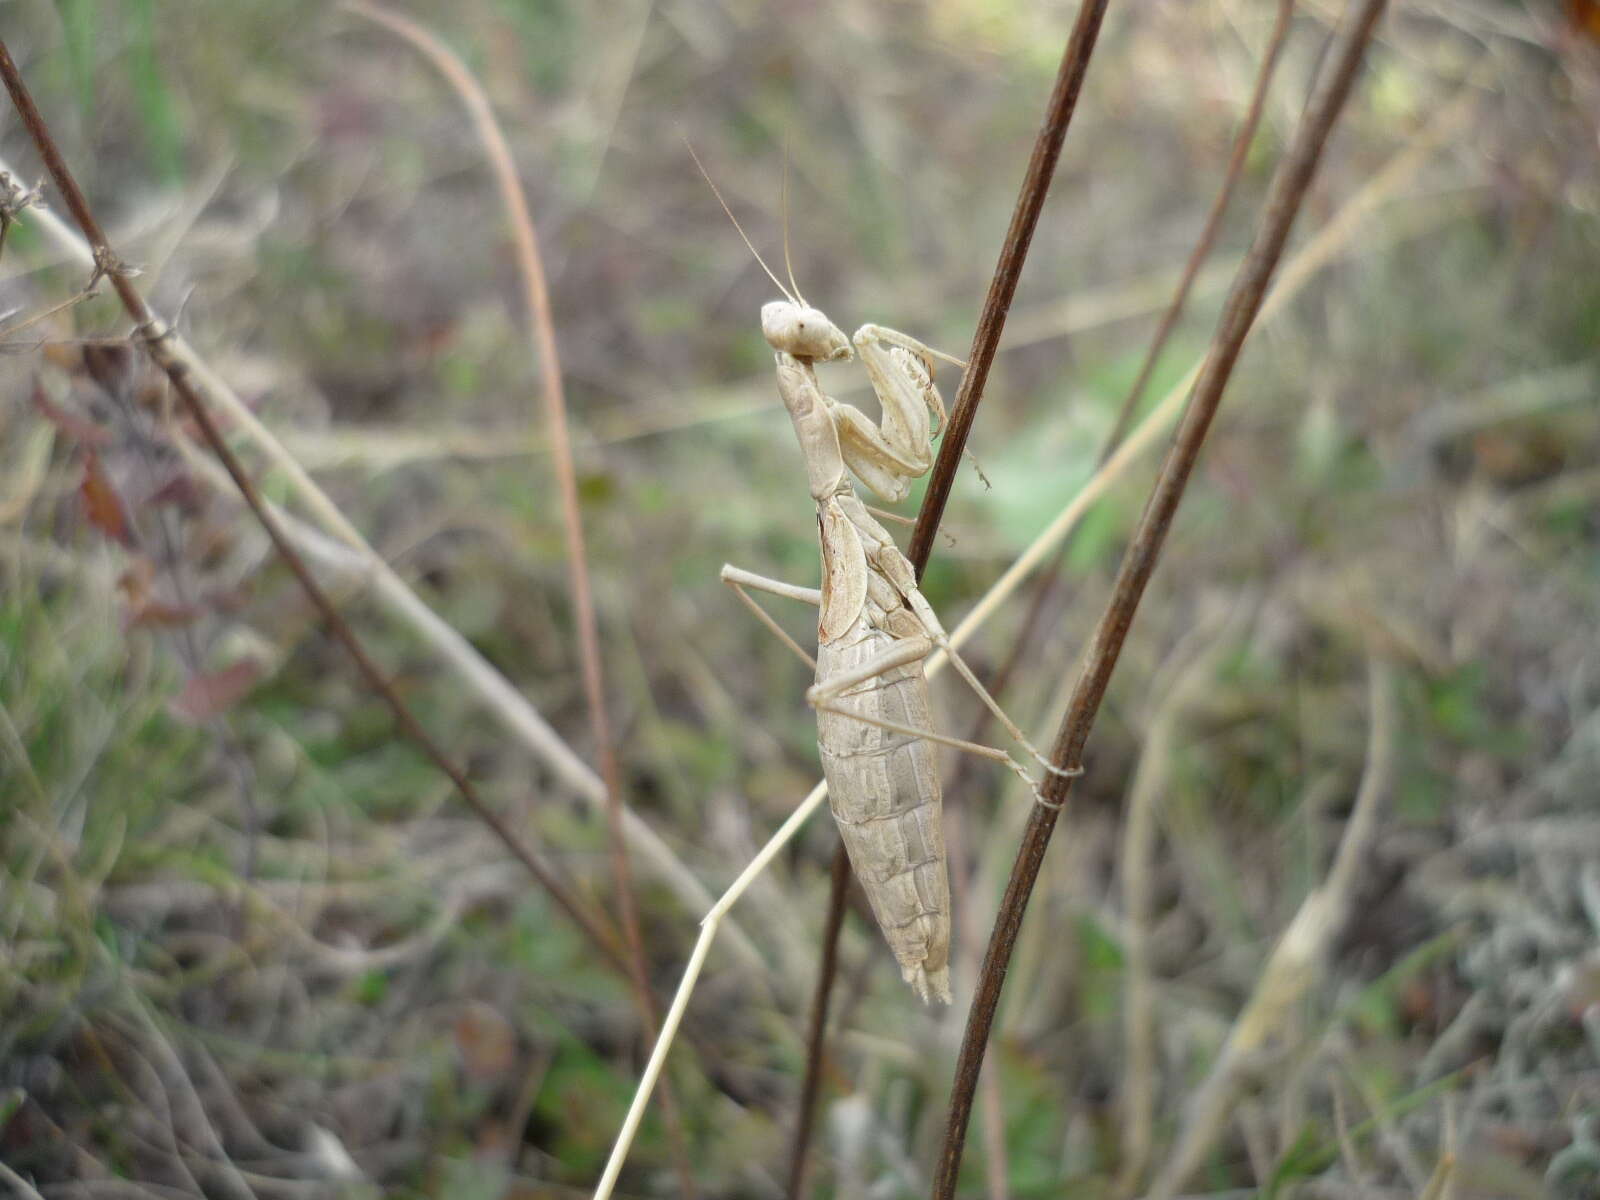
[
  {"x1": 805, "y1": 636, "x2": 1065, "y2": 798},
  {"x1": 893, "y1": 586, "x2": 1080, "y2": 783}
]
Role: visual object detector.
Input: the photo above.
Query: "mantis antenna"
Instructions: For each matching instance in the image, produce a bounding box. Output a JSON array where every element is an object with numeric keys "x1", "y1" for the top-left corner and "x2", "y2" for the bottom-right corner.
[
  {"x1": 780, "y1": 138, "x2": 808, "y2": 307},
  {"x1": 681, "y1": 134, "x2": 797, "y2": 306}
]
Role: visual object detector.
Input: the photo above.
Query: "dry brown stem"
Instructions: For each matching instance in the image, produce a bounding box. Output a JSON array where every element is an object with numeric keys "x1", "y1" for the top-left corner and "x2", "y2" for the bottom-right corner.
[
  {"x1": 342, "y1": 4, "x2": 693, "y2": 1190},
  {"x1": 0, "y1": 34, "x2": 635, "y2": 1008},
  {"x1": 934, "y1": 1, "x2": 1390, "y2": 1190}
]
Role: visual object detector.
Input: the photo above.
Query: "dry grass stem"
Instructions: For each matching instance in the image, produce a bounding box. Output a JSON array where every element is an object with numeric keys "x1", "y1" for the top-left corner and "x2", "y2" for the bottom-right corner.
[
  {"x1": 1147, "y1": 657, "x2": 1397, "y2": 1198},
  {"x1": 793, "y1": 4, "x2": 1114, "y2": 1182},
  {"x1": 5, "y1": 4, "x2": 1578, "y2": 1193},
  {"x1": 343, "y1": 5, "x2": 692, "y2": 1189},
  {"x1": 0, "y1": 1161, "x2": 46, "y2": 1200},
  {"x1": 907, "y1": 0, "x2": 1113, "y2": 568},
  {"x1": 936, "y1": 2, "x2": 1390, "y2": 1188},
  {"x1": 0, "y1": 33, "x2": 635, "y2": 993},
  {"x1": 0, "y1": 151, "x2": 751, "y2": 970},
  {"x1": 783, "y1": 845, "x2": 850, "y2": 1200},
  {"x1": 1102, "y1": 0, "x2": 1295, "y2": 456},
  {"x1": 1116, "y1": 603, "x2": 1255, "y2": 1193}
]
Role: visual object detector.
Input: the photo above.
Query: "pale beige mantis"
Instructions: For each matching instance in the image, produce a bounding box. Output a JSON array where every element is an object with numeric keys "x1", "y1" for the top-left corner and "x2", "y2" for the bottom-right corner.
[
  {"x1": 592, "y1": 127, "x2": 1410, "y2": 1194},
  {"x1": 706, "y1": 163, "x2": 1073, "y2": 1003}
]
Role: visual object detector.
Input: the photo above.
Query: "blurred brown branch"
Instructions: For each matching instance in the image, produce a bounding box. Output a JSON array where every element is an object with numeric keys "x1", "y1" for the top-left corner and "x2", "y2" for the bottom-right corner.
[{"x1": 0, "y1": 31, "x2": 632, "y2": 1012}]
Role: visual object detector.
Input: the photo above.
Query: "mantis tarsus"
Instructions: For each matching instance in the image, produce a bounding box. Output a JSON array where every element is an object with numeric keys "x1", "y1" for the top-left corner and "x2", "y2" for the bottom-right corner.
[{"x1": 705, "y1": 160, "x2": 1073, "y2": 1003}]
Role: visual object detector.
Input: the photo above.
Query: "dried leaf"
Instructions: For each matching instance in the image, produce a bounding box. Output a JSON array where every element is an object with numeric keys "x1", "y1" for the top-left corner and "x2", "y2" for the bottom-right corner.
[
  {"x1": 117, "y1": 558, "x2": 156, "y2": 608},
  {"x1": 81, "y1": 342, "x2": 136, "y2": 400},
  {"x1": 80, "y1": 451, "x2": 134, "y2": 547},
  {"x1": 127, "y1": 598, "x2": 204, "y2": 630},
  {"x1": 169, "y1": 660, "x2": 262, "y2": 722},
  {"x1": 1571, "y1": 0, "x2": 1600, "y2": 41},
  {"x1": 145, "y1": 471, "x2": 206, "y2": 514}
]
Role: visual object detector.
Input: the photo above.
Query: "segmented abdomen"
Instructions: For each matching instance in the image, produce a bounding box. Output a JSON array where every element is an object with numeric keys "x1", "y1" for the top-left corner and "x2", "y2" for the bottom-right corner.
[{"x1": 816, "y1": 617, "x2": 951, "y2": 1003}]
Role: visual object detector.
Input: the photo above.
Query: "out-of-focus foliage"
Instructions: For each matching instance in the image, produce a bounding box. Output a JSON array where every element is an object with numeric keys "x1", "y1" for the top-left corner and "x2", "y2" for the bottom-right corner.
[{"x1": 2, "y1": 0, "x2": 1598, "y2": 1196}]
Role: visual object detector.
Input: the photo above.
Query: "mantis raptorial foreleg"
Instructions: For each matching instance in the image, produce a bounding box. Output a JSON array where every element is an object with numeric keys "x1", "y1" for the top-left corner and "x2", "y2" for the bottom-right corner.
[
  {"x1": 823, "y1": 325, "x2": 949, "y2": 503},
  {"x1": 854, "y1": 323, "x2": 949, "y2": 440}
]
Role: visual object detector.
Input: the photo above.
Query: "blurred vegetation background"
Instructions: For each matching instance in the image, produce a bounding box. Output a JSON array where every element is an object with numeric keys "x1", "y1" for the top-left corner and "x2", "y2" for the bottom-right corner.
[{"x1": 1, "y1": 0, "x2": 1598, "y2": 1196}]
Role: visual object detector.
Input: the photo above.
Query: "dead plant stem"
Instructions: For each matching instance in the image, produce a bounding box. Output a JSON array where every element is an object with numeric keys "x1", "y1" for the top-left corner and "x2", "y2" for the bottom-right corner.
[
  {"x1": 787, "y1": 5, "x2": 1113, "y2": 1189},
  {"x1": 343, "y1": 5, "x2": 693, "y2": 1192},
  {"x1": 906, "y1": 0, "x2": 1114, "y2": 570},
  {"x1": 944, "y1": 0, "x2": 1294, "y2": 834},
  {"x1": 933, "y1": 1, "x2": 1389, "y2": 1192},
  {"x1": 0, "y1": 35, "x2": 632, "y2": 1005},
  {"x1": 783, "y1": 847, "x2": 851, "y2": 1200}
]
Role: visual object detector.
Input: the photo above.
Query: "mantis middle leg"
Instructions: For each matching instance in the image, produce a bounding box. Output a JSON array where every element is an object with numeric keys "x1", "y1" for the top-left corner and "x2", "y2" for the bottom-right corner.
[
  {"x1": 720, "y1": 563, "x2": 820, "y2": 671},
  {"x1": 805, "y1": 632, "x2": 1052, "y2": 795}
]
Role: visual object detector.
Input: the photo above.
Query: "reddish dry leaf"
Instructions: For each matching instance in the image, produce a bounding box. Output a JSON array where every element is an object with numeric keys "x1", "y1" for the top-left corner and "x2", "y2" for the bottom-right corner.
[
  {"x1": 81, "y1": 342, "x2": 136, "y2": 400},
  {"x1": 145, "y1": 471, "x2": 206, "y2": 514},
  {"x1": 33, "y1": 383, "x2": 112, "y2": 447},
  {"x1": 169, "y1": 660, "x2": 262, "y2": 722},
  {"x1": 453, "y1": 1000, "x2": 518, "y2": 1080},
  {"x1": 205, "y1": 584, "x2": 253, "y2": 616},
  {"x1": 121, "y1": 560, "x2": 208, "y2": 629},
  {"x1": 118, "y1": 558, "x2": 156, "y2": 606},
  {"x1": 127, "y1": 598, "x2": 204, "y2": 630},
  {"x1": 1571, "y1": 0, "x2": 1600, "y2": 41},
  {"x1": 80, "y1": 451, "x2": 135, "y2": 547}
]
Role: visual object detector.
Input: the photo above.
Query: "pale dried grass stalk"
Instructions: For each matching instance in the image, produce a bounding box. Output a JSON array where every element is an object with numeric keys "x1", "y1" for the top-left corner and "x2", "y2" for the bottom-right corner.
[
  {"x1": 1117, "y1": 601, "x2": 1255, "y2": 1193},
  {"x1": 0, "y1": 1162, "x2": 46, "y2": 1200},
  {"x1": 943, "y1": 66, "x2": 1486, "y2": 661},
  {"x1": 339, "y1": 5, "x2": 693, "y2": 1188},
  {"x1": 0, "y1": 147, "x2": 756, "y2": 968},
  {"x1": 1146, "y1": 656, "x2": 1397, "y2": 1198}
]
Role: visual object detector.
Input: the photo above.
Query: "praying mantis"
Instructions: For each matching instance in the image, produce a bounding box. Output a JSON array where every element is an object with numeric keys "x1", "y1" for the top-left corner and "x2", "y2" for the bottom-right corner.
[{"x1": 699, "y1": 154, "x2": 1071, "y2": 1003}]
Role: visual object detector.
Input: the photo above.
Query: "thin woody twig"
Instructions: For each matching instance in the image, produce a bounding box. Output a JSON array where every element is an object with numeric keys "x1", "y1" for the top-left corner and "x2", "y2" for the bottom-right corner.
[
  {"x1": 784, "y1": 846, "x2": 850, "y2": 1200},
  {"x1": 944, "y1": 0, "x2": 1295, "y2": 828},
  {"x1": 786, "y1": 5, "x2": 1113, "y2": 1189},
  {"x1": 926, "y1": 32, "x2": 1300, "y2": 1170},
  {"x1": 596, "y1": 46, "x2": 1468, "y2": 1192},
  {"x1": 0, "y1": 146, "x2": 751, "y2": 972},
  {"x1": 1104, "y1": 0, "x2": 1296, "y2": 455},
  {"x1": 341, "y1": 6, "x2": 694, "y2": 1193},
  {"x1": 596, "y1": 159, "x2": 1449, "y2": 1195},
  {"x1": 907, "y1": 0, "x2": 1114, "y2": 572},
  {"x1": 0, "y1": 37, "x2": 633, "y2": 989},
  {"x1": 933, "y1": 1, "x2": 1390, "y2": 1193}
]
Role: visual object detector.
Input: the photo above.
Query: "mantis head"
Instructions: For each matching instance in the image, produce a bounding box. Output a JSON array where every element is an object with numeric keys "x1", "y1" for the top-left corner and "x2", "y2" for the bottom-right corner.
[{"x1": 762, "y1": 301, "x2": 852, "y2": 363}]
